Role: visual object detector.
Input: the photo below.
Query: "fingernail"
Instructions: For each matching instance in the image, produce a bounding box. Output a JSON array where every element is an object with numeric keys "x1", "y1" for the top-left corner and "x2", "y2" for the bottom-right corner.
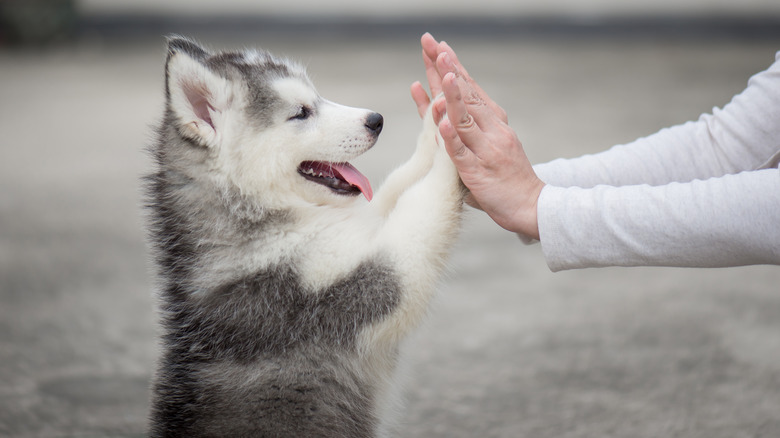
[
  {"x1": 442, "y1": 53, "x2": 458, "y2": 74},
  {"x1": 441, "y1": 52, "x2": 453, "y2": 68}
]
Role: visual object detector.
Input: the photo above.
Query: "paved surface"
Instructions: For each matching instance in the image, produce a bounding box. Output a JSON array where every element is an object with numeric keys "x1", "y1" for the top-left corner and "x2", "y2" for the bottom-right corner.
[{"x1": 1, "y1": 29, "x2": 780, "y2": 437}]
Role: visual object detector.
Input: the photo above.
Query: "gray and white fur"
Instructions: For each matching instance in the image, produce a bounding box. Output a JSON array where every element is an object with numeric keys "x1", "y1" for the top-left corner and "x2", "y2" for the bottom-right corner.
[{"x1": 145, "y1": 36, "x2": 465, "y2": 437}]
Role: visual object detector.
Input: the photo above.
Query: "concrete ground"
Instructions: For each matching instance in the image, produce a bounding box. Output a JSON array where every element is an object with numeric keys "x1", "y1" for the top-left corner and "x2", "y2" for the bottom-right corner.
[{"x1": 1, "y1": 27, "x2": 779, "y2": 437}]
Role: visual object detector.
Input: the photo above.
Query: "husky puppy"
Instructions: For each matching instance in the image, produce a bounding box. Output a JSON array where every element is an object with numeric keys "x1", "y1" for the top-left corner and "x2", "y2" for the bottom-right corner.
[{"x1": 145, "y1": 36, "x2": 465, "y2": 437}]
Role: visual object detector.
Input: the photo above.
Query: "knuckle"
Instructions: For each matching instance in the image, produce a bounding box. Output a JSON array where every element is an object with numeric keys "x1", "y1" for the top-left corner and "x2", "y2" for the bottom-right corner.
[
  {"x1": 463, "y1": 90, "x2": 484, "y2": 106},
  {"x1": 452, "y1": 141, "x2": 471, "y2": 158},
  {"x1": 458, "y1": 113, "x2": 475, "y2": 128},
  {"x1": 451, "y1": 146, "x2": 467, "y2": 159},
  {"x1": 497, "y1": 123, "x2": 513, "y2": 136}
]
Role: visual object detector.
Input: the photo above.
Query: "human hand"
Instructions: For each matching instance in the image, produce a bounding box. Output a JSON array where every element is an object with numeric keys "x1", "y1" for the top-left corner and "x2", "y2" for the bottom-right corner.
[
  {"x1": 413, "y1": 34, "x2": 545, "y2": 240},
  {"x1": 410, "y1": 33, "x2": 507, "y2": 125},
  {"x1": 439, "y1": 70, "x2": 545, "y2": 240}
]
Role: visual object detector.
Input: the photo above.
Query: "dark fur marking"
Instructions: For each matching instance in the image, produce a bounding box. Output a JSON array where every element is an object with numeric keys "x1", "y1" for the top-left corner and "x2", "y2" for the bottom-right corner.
[{"x1": 159, "y1": 261, "x2": 400, "y2": 363}]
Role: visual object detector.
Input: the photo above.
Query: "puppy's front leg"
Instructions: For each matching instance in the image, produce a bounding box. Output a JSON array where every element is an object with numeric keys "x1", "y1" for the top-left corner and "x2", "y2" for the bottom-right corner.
[
  {"x1": 366, "y1": 121, "x2": 467, "y2": 346},
  {"x1": 370, "y1": 103, "x2": 441, "y2": 217},
  {"x1": 383, "y1": 142, "x2": 465, "y2": 280}
]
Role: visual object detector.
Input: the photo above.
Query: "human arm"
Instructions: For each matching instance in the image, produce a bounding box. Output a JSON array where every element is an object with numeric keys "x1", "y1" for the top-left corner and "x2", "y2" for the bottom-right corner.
[
  {"x1": 412, "y1": 34, "x2": 780, "y2": 270},
  {"x1": 534, "y1": 52, "x2": 780, "y2": 270},
  {"x1": 538, "y1": 168, "x2": 780, "y2": 271}
]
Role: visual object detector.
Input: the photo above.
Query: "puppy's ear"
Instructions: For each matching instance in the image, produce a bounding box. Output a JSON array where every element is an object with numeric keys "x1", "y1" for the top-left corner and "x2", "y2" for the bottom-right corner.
[{"x1": 165, "y1": 36, "x2": 234, "y2": 147}]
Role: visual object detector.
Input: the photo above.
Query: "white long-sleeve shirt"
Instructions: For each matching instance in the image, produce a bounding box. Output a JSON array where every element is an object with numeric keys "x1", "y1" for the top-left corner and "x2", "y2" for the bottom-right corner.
[{"x1": 532, "y1": 51, "x2": 780, "y2": 272}]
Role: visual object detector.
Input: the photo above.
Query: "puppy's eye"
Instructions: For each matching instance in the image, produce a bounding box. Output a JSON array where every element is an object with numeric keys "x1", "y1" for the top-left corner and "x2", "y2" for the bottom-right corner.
[{"x1": 289, "y1": 105, "x2": 312, "y2": 121}]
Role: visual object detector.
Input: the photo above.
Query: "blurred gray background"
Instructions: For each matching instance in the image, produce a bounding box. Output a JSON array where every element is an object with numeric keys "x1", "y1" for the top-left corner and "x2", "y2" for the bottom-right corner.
[{"x1": 2, "y1": 1, "x2": 780, "y2": 437}]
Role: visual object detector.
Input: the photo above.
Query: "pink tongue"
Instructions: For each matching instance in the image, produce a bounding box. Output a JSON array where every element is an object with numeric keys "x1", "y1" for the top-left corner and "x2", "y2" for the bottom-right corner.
[{"x1": 332, "y1": 162, "x2": 373, "y2": 201}]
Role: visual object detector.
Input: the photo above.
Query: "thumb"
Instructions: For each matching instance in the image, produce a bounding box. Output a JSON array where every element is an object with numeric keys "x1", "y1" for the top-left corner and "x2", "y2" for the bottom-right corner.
[{"x1": 410, "y1": 81, "x2": 431, "y2": 118}]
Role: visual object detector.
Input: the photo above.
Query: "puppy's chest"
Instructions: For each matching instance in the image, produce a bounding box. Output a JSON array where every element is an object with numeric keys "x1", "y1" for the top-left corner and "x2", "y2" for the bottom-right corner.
[{"x1": 288, "y1": 217, "x2": 383, "y2": 287}]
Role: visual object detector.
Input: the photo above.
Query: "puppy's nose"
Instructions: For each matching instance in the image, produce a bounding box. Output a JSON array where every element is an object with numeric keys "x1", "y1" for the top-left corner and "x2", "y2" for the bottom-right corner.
[{"x1": 365, "y1": 112, "x2": 383, "y2": 136}]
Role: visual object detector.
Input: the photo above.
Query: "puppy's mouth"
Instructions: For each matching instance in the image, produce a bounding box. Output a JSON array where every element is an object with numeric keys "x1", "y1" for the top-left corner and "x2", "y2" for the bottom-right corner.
[{"x1": 298, "y1": 161, "x2": 373, "y2": 201}]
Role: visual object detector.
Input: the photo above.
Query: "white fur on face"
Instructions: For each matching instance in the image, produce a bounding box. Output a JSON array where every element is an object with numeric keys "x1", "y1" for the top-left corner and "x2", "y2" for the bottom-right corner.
[
  {"x1": 271, "y1": 77, "x2": 377, "y2": 163},
  {"x1": 221, "y1": 77, "x2": 379, "y2": 208}
]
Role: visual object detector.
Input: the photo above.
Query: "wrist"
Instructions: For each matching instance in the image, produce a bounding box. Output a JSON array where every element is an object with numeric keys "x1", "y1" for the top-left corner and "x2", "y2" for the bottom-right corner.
[{"x1": 509, "y1": 180, "x2": 544, "y2": 240}]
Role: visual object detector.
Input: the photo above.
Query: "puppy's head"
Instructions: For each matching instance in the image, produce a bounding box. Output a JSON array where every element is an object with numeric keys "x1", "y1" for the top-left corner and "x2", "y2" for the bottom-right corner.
[{"x1": 163, "y1": 36, "x2": 381, "y2": 208}]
